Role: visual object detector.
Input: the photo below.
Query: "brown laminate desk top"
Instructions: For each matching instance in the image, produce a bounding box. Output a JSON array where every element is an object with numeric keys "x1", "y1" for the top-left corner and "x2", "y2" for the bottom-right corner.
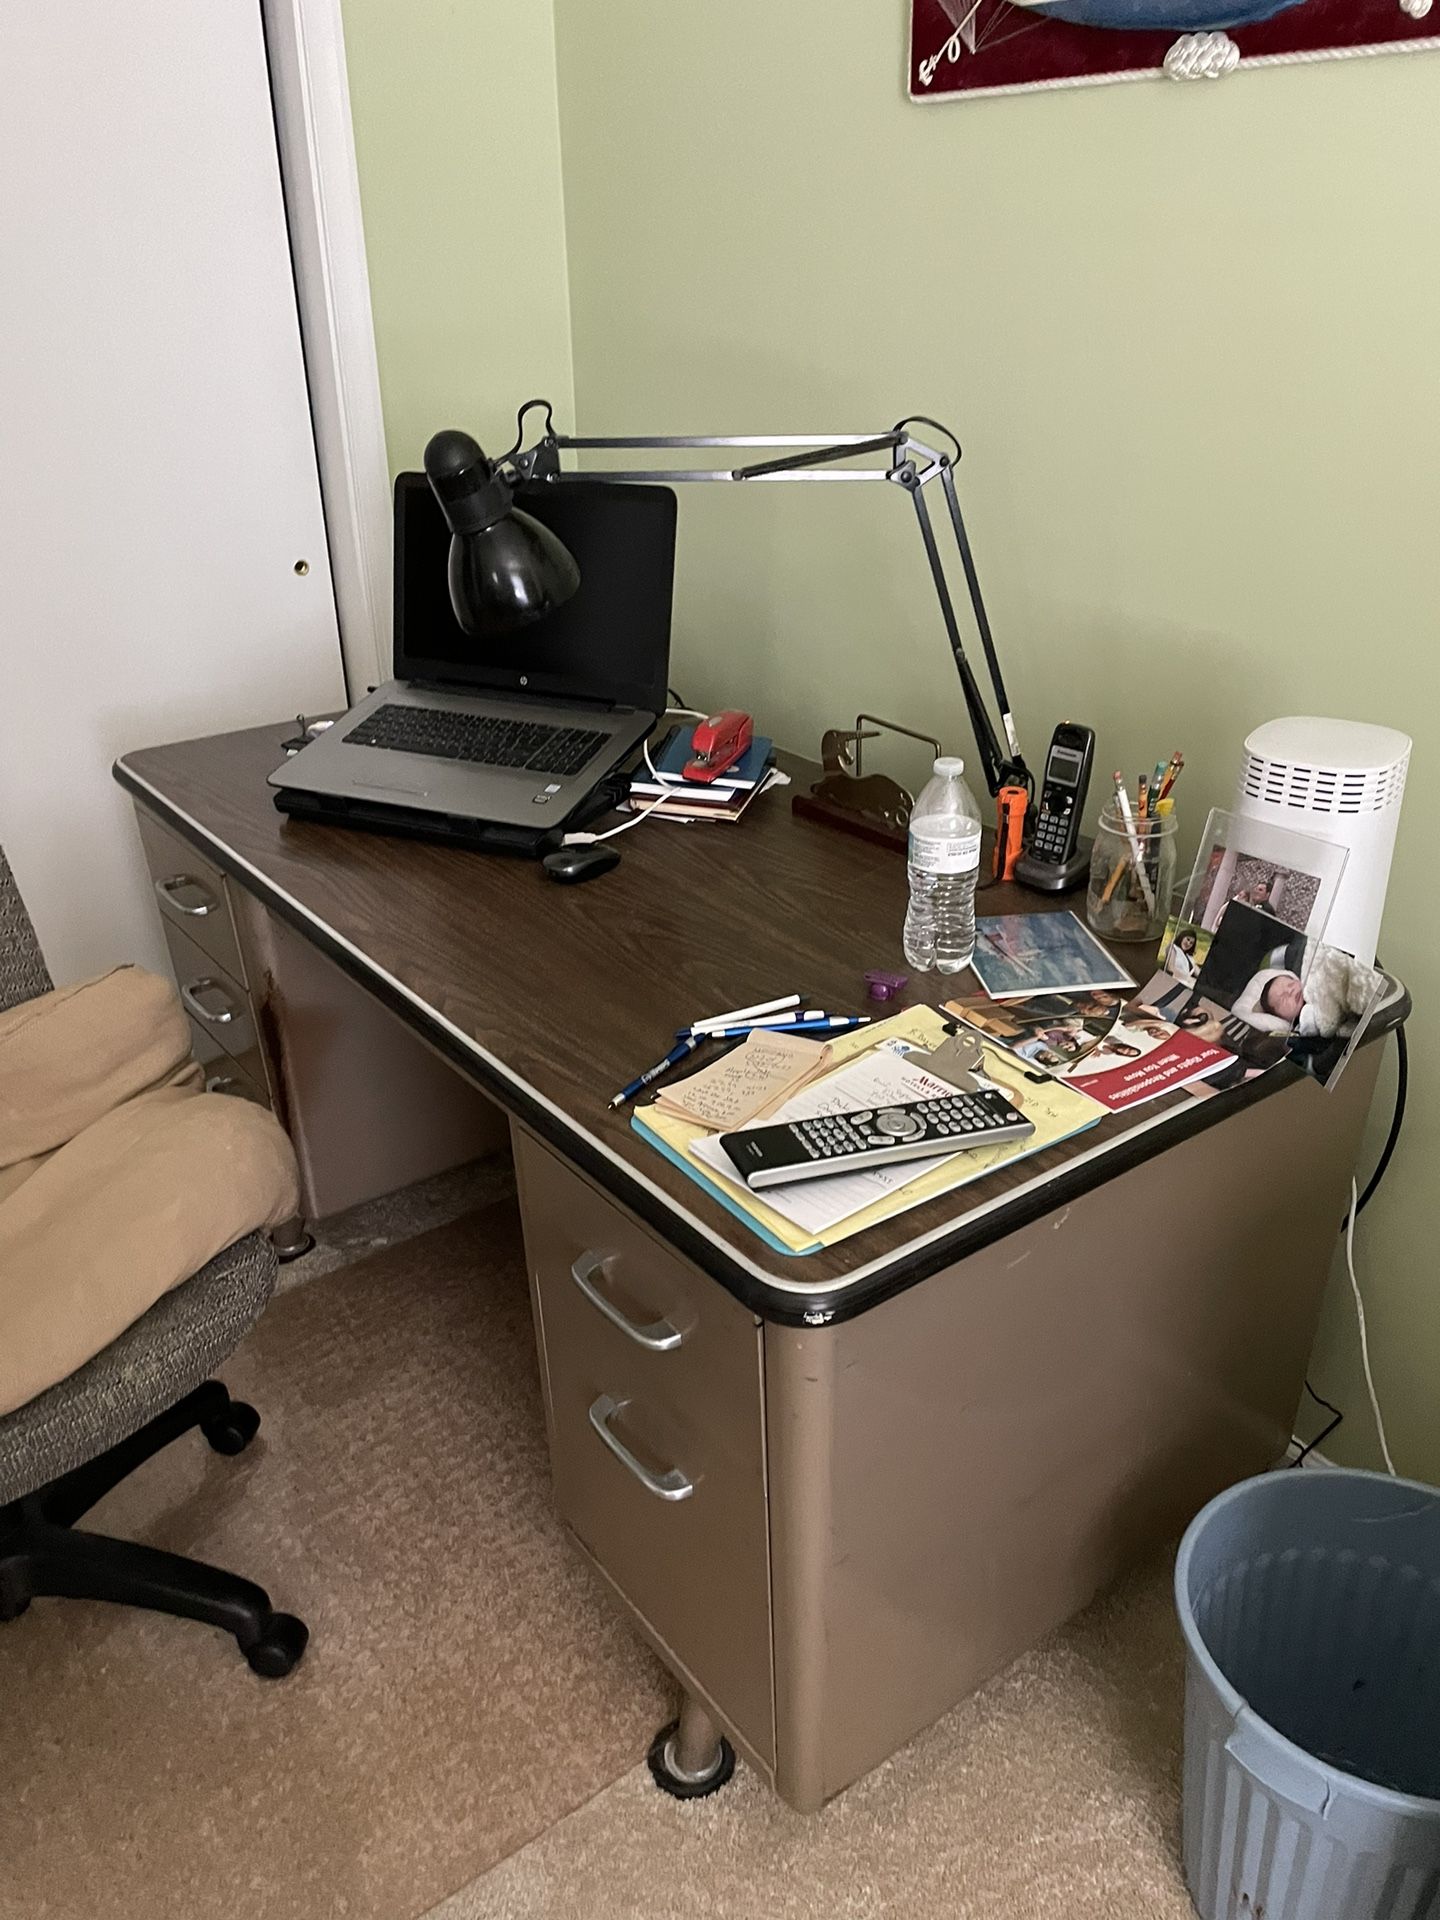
[{"x1": 115, "y1": 722, "x2": 1402, "y2": 1324}]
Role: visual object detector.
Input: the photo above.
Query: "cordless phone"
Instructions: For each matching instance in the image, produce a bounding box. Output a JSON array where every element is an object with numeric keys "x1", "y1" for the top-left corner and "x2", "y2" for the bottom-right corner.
[{"x1": 1015, "y1": 722, "x2": 1095, "y2": 894}]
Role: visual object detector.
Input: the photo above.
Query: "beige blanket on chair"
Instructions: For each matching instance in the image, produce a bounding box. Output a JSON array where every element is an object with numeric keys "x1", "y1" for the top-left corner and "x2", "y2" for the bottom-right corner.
[{"x1": 0, "y1": 967, "x2": 299, "y2": 1416}]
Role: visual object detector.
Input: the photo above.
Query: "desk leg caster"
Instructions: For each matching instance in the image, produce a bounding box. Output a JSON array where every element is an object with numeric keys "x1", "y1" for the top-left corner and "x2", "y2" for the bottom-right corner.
[
  {"x1": 271, "y1": 1217, "x2": 315, "y2": 1263},
  {"x1": 646, "y1": 1697, "x2": 735, "y2": 1801}
]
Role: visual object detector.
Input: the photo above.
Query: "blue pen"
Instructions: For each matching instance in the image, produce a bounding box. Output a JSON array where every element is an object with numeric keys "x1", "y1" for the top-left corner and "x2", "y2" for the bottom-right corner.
[
  {"x1": 696, "y1": 1015, "x2": 871, "y2": 1040},
  {"x1": 608, "y1": 1034, "x2": 703, "y2": 1110}
]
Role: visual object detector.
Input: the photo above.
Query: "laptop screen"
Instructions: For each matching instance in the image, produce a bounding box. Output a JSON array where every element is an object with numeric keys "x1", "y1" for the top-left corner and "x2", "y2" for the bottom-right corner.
[{"x1": 392, "y1": 472, "x2": 675, "y2": 716}]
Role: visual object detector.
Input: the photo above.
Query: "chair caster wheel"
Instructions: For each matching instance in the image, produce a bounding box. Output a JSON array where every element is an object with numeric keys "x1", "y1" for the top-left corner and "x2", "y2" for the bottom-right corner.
[
  {"x1": 646, "y1": 1720, "x2": 736, "y2": 1800},
  {"x1": 243, "y1": 1611, "x2": 308, "y2": 1678},
  {"x1": 202, "y1": 1400, "x2": 261, "y2": 1456}
]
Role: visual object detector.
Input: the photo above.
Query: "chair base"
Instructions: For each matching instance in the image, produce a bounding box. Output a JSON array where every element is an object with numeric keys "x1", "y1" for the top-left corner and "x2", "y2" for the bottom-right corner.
[{"x1": 0, "y1": 1380, "x2": 307, "y2": 1678}]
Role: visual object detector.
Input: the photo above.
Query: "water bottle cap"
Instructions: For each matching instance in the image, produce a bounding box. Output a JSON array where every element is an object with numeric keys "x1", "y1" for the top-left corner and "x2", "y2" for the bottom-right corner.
[{"x1": 933, "y1": 755, "x2": 965, "y2": 777}]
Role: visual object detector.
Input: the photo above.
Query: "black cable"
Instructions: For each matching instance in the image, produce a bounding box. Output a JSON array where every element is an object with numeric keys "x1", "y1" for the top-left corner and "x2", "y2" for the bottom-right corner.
[
  {"x1": 1355, "y1": 1021, "x2": 1408, "y2": 1217},
  {"x1": 1291, "y1": 1380, "x2": 1344, "y2": 1468}
]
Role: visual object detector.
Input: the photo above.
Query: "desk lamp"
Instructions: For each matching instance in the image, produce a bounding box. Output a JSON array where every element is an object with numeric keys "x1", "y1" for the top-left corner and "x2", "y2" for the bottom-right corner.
[
  {"x1": 423, "y1": 399, "x2": 1030, "y2": 814},
  {"x1": 422, "y1": 427, "x2": 580, "y2": 637}
]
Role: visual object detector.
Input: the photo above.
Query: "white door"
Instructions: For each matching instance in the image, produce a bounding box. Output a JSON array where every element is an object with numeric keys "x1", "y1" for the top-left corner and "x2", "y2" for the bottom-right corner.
[{"x1": 0, "y1": 0, "x2": 348, "y2": 984}]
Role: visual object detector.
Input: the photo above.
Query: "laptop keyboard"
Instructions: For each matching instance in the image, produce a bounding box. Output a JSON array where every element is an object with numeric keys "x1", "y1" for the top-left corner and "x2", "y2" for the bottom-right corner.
[{"x1": 345, "y1": 703, "x2": 609, "y2": 778}]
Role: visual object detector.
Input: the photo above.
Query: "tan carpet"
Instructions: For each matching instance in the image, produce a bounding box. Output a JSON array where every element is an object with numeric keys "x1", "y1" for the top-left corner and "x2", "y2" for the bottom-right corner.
[
  {"x1": 430, "y1": 1555, "x2": 1196, "y2": 1920},
  {"x1": 0, "y1": 1204, "x2": 673, "y2": 1920}
]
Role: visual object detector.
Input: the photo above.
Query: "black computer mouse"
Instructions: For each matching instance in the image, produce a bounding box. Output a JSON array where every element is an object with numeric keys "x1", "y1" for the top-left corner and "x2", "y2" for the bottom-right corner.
[{"x1": 542, "y1": 842, "x2": 621, "y2": 884}]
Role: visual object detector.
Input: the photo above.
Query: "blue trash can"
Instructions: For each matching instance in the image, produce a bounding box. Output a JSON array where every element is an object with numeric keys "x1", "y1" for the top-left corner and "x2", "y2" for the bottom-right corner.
[{"x1": 1175, "y1": 1468, "x2": 1440, "y2": 1920}]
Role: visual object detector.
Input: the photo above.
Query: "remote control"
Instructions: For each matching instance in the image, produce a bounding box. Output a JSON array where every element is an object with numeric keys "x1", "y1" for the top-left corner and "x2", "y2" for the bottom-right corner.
[{"x1": 718, "y1": 1089, "x2": 1035, "y2": 1191}]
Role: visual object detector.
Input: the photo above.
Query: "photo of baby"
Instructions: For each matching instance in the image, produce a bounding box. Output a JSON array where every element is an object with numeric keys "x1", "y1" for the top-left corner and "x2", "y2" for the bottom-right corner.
[{"x1": 1186, "y1": 900, "x2": 1390, "y2": 1091}]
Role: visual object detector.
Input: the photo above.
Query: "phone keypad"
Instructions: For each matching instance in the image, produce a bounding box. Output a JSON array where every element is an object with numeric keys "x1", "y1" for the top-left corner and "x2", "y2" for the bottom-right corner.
[{"x1": 1033, "y1": 793, "x2": 1076, "y2": 863}]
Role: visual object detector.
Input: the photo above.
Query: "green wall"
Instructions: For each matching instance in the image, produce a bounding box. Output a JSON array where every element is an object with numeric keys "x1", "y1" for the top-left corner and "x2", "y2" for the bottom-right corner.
[
  {"x1": 550, "y1": 0, "x2": 1436, "y2": 1479},
  {"x1": 341, "y1": 0, "x2": 573, "y2": 472},
  {"x1": 343, "y1": 0, "x2": 1437, "y2": 1478}
]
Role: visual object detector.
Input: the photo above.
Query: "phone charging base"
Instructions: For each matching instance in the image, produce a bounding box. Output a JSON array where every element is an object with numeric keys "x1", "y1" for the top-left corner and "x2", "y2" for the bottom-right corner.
[{"x1": 1014, "y1": 840, "x2": 1091, "y2": 895}]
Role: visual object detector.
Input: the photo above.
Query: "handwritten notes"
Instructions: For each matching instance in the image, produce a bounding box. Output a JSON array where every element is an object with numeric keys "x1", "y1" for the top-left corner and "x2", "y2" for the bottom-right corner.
[{"x1": 654, "y1": 1030, "x2": 831, "y2": 1131}]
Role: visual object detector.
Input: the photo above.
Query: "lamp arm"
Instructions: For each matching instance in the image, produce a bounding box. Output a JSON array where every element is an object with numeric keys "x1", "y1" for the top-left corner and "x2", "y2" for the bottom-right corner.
[
  {"x1": 906, "y1": 476, "x2": 1012, "y2": 800},
  {"x1": 509, "y1": 412, "x2": 1027, "y2": 799},
  {"x1": 938, "y1": 462, "x2": 1022, "y2": 772}
]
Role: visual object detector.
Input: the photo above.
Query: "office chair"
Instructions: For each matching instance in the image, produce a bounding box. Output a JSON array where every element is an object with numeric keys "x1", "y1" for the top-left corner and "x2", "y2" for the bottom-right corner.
[{"x1": 0, "y1": 847, "x2": 307, "y2": 1676}]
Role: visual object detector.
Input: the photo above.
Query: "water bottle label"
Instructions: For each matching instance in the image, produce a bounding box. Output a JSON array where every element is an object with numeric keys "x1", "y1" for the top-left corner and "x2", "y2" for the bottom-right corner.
[{"x1": 909, "y1": 828, "x2": 980, "y2": 875}]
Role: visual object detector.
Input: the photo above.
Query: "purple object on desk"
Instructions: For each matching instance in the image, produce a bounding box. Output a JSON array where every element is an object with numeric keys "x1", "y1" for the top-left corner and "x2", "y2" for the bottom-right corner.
[{"x1": 865, "y1": 969, "x2": 910, "y2": 1003}]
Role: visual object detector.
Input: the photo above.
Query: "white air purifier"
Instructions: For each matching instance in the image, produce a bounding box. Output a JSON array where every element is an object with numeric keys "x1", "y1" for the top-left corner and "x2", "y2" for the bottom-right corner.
[{"x1": 1233, "y1": 717, "x2": 1411, "y2": 968}]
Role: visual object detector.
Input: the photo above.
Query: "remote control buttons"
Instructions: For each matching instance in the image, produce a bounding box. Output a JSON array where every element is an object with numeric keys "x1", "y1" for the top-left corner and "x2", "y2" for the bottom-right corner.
[{"x1": 875, "y1": 1109, "x2": 923, "y2": 1139}]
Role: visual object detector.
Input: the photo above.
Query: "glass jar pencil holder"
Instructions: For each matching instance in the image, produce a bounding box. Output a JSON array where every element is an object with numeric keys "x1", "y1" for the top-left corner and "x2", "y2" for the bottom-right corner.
[{"x1": 1086, "y1": 803, "x2": 1177, "y2": 944}]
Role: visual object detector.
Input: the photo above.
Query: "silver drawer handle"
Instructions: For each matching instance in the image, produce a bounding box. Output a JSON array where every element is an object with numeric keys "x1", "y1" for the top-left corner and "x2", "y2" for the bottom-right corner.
[
  {"x1": 155, "y1": 874, "x2": 218, "y2": 918},
  {"x1": 570, "y1": 1253, "x2": 683, "y2": 1352},
  {"x1": 205, "y1": 1073, "x2": 238, "y2": 1095},
  {"x1": 587, "y1": 1395, "x2": 693, "y2": 1502},
  {"x1": 181, "y1": 978, "x2": 239, "y2": 1025}
]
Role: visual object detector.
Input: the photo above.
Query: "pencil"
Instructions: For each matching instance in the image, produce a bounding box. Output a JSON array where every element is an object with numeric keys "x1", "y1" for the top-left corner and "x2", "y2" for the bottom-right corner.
[{"x1": 1112, "y1": 773, "x2": 1156, "y2": 915}]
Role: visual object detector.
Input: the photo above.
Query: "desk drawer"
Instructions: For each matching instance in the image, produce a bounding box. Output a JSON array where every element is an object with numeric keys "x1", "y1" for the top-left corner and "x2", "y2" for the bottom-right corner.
[
  {"x1": 514, "y1": 1130, "x2": 774, "y2": 1763},
  {"x1": 161, "y1": 920, "x2": 258, "y2": 1065},
  {"x1": 201, "y1": 1048, "x2": 272, "y2": 1109},
  {"x1": 136, "y1": 809, "x2": 247, "y2": 988}
]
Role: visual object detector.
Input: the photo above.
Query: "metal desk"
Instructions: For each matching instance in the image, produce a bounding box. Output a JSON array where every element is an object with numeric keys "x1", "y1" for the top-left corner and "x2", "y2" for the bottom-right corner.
[{"x1": 115, "y1": 724, "x2": 1401, "y2": 1809}]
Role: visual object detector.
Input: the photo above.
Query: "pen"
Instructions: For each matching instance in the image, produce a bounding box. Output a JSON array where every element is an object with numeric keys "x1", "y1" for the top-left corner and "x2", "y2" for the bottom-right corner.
[
  {"x1": 608, "y1": 1034, "x2": 703, "y2": 1109},
  {"x1": 1111, "y1": 771, "x2": 1156, "y2": 915},
  {"x1": 687, "y1": 991, "x2": 801, "y2": 1034},
  {"x1": 1137, "y1": 773, "x2": 1149, "y2": 822},
  {"x1": 696, "y1": 1015, "x2": 871, "y2": 1040},
  {"x1": 678, "y1": 1008, "x2": 831, "y2": 1037}
]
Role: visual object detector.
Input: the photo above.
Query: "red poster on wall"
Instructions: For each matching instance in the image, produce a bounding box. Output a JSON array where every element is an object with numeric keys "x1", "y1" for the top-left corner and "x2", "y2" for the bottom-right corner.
[{"x1": 910, "y1": 0, "x2": 1440, "y2": 100}]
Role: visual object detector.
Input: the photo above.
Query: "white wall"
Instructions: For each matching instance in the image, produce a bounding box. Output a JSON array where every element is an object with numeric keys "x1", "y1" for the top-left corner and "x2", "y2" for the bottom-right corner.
[{"x1": 0, "y1": 0, "x2": 347, "y2": 983}]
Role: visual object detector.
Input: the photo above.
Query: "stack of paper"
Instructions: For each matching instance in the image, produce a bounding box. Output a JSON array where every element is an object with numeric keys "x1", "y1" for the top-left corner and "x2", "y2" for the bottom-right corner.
[
  {"x1": 632, "y1": 1005, "x2": 1108, "y2": 1256},
  {"x1": 653, "y1": 1030, "x2": 832, "y2": 1130}
]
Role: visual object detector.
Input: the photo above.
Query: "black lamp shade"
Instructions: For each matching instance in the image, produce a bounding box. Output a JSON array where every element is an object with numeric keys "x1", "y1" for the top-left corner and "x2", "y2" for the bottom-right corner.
[
  {"x1": 445, "y1": 506, "x2": 580, "y2": 638},
  {"x1": 423, "y1": 428, "x2": 580, "y2": 637}
]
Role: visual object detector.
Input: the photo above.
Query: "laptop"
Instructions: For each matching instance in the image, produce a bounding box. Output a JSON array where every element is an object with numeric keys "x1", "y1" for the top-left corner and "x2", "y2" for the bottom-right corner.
[{"x1": 269, "y1": 474, "x2": 676, "y2": 830}]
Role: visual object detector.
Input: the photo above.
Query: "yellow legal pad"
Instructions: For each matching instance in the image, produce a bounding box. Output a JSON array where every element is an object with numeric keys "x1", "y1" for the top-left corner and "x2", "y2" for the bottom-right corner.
[{"x1": 632, "y1": 1005, "x2": 1105, "y2": 1255}]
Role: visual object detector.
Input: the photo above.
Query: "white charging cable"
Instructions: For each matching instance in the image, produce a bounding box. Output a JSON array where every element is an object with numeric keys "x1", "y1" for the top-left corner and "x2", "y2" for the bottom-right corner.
[
  {"x1": 1345, "y1": 1175, "x2": 1397, "y2": 1476},
  {"x1": 562, "y1": 707, "x2": 711, "y2": 847}
]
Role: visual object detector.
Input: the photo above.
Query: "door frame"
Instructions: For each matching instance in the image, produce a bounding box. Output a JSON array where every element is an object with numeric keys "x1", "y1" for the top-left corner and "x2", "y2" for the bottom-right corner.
[{"x1": 265, "y1": 0, "x2": 391, "y2": 698}]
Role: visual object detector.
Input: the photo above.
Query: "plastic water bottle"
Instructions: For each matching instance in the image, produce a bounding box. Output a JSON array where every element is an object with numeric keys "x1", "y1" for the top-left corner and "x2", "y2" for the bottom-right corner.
[{"x1": 904, "y1": 755, "x2": 981, "y2": 974}]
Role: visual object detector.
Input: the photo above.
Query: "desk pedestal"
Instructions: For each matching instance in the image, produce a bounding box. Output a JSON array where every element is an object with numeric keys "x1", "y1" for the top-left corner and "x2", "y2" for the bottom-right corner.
[{"x1": 516, "y1": 1048, "x2": 1380, "y2": 1811}]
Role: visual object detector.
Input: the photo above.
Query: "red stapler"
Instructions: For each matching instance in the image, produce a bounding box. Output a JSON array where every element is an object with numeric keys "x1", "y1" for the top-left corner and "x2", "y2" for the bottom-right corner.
[{"x1": 684, "y1": 710, "x2": 753, "y2": 783}]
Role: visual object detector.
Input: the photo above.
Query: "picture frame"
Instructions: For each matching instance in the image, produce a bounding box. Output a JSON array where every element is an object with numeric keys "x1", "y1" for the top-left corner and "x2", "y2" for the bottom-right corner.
[
  {"x1": 1166, "y1": 807, "x2": 1348, "y2": 959},
  {"x1": 909, "y1": 0, "x2": 1440, "y2": 105}
]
